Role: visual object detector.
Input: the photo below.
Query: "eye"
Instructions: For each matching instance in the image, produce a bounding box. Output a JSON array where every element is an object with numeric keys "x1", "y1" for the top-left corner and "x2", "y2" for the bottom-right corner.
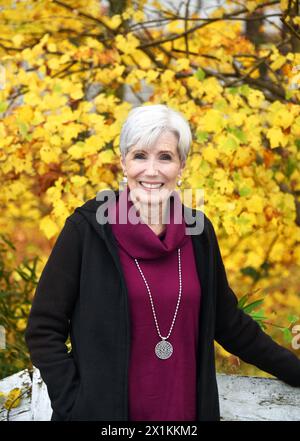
[{"x1": 132, "y1": 153, "x2": 172, "y2": 160}]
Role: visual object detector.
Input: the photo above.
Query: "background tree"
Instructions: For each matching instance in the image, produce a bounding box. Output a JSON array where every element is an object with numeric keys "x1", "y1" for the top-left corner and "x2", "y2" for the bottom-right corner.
[{"x1": 0, "y1": 0, "x2": 299, "y2": 378}]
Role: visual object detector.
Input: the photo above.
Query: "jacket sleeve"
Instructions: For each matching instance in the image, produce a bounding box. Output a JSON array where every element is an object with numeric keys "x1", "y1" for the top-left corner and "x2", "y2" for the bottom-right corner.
[
  {"x1": 25, "y1": 218, "x2": 82, "y2": 419},
  {"x1": 209, "y1": 218, "x2": 300, "y2": 387}
]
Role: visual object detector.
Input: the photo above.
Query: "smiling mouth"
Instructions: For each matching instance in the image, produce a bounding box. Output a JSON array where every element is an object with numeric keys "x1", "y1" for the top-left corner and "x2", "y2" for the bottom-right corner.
[{"x1": 139, "y1": 182, "x2": 164, "y2": 189}]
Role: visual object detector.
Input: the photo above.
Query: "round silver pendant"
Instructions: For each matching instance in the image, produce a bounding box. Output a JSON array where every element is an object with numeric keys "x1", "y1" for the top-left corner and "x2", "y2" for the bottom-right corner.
[{"x1": 155, "y1": 340, "x2": 173, "y2": 359}]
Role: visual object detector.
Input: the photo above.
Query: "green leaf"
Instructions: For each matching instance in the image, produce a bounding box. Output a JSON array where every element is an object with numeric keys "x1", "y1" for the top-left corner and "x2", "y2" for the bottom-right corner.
[
  {"x1": 227, "y1": 127, "x2": 247, "y2": 143},
  {"x1": 233, "y1": 171, "x2": 241, "y2": 182},
  {"x1": 236, "y1": 215, "x2": 251, "y2": 225},
  {"x1": 250, "y1": 310, "x2": 267, "y2": 321},
  {"x1": 53, "y1": 84, "x2": 62, "y2": 93},
  {"x1": 282, "y1": 327, "x2": 293, "y2": 343},
  {"x1": 286, "y1": 158, "x2": 297, "y2": 178},
  {"x1": 195, "y1": 68, "x2": 206, "y2": 81},
  {"x1": 214, "y1": 99, "x2": 227, "y2": 111},
  {"x1": 243, "y1": 299, "x2": 265, "y2": 314},
  {"x1": 285, "y1": 89, "x2": 295, "y2": 100},
  {"x1": 240, "y1": 84, "x2": 250, "y2": 96},
  {"x1": 238, "y1": 294, "x2": 249, "y2": 309},
  {"x1": 0, "y1": 101, "x2": 8, "y2": 113},
  {"x1": 227, "y1": 87, "x2": 239, "y2": 95},
  {"x1": 287, "y1": 314, "x2": 299, "y2": 324},
  {"x1": 295, "y1": 139, "x2": 300, "y2": 151},
  {"x1": 196, "y1": 131, "x2": 209, "y2": 143},
  {"x1": 222, "y1": 135, "x2": 238, "y2": 151},
  {"x1": 253, "y1": 319, "x2": 267, "y2": 330},
  {"x1": 239, "y1": 186, "x2": 252, "y2": 197},
  {"x1": 17, "y1": 121, "x2": 28, "y2": 138}
]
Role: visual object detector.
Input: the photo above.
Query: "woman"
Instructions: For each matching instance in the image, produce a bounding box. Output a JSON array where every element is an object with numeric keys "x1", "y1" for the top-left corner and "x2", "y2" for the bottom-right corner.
[{"x1": 25, "y1": 104, "x2": 300, "y2": 422}]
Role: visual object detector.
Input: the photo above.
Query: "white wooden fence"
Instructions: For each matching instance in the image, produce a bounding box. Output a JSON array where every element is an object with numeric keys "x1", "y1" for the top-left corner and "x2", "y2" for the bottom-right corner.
[{"x1": 0, "y1": 367, "x2": 299, "y2": 421}]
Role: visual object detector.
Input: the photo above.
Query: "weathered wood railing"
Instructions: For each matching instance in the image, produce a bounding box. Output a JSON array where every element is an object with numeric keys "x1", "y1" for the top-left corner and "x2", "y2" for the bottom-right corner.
[{"x1": 0, "y1": 367, "x2": 299, "y2": 421}]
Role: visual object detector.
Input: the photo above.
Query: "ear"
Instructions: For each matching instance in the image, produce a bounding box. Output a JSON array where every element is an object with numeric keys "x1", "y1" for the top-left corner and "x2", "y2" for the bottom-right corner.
[
  {"x1": 179, "y1": 160, "x2": 186, "y2": 175},
  {"x1": 120, "y1": 157, "x2": 126, "y2": 174}
]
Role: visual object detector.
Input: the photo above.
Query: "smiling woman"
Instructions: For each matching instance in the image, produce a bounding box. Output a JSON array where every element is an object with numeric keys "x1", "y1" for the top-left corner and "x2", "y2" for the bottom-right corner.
[
  {"x1": 25, "y1": 104, "x2": 300, "y2": 422},
  {"x1": 119, "y1": 105, "x2": 191, "y2": 235}
]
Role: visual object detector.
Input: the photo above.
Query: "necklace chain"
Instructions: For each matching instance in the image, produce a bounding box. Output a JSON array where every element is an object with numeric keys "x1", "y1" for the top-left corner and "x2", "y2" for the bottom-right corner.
[{"x1": 134, "y1": 248, "x2": 182, "y2": 341}]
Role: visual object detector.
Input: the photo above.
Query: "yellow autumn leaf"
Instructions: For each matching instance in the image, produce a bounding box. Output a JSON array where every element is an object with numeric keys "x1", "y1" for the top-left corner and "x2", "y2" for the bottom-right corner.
[
  {"x1": 247, "y1": 195, "x2": 264, "y2": 213},
  {"x1": 40, "y1": 216, "x2": 59, "y2": 239},
  {"x1": 107, "y1": 14, "x2": 122, "y2": 30},
  {"x1": 202, "y1": 146, "x2": 218, "y2": 164},
  {"x1": 70, "y1": 88, "x2": 84, "y2": 100},
  {"x1": 202, "y1": 109, "x2": 224, "y2": 133},
  {"x1": 134, "y1": 69, "x2": 146, "y2": 80},
  {"x1": 47, "y1": 43, "x2": 57, "y2": 52},
  {"x1": 49, "y1": 135, "x2": 61, "y2": 146},
  {"x1": 293, "y1": 16, "x2": 300, "y2": 26},
  {"x1": 99, "y1": 149, "x2": 115, "y2": 164},
  {"x1": 246, "y1": 1, "x2": 258, "y2": 12},
  {"x1": 138, "y1": 52, "x2": 152, "y2": 69},
  {"x1": 53, "y1": 199, "x2": 69, "y2": 220},
  {"x1": 16, "y1": 318, "x2": 27, "y2": 331},
  {"x1": 70, "y1": 175, "x2": 88, "y2": 187},
  {"x1": 112, "y1": 65, "x2": 125, "y2": 77},
  {"x1": 115, "y1": 33, "x2": 139, "y2": 55},
  {"x1": 146, "y1": 70, "x2": 159, "y2": 82},
  {"x1": 203, "y1": 77, "x2": 223, "y2": 100},
  {"x1": 68, "y1": 142, "x2": 85, "y2": 159},
  {"x1": 270, "y1": 108, "x2": 294, "y2": 129},
  {"x1": 62, "y1": 124, "x2": 82, "y2": 143},
  {"x1": 0, "y1": 392, "x2": 6, "y2": 406},
  {"x1": 215, "y1": 341, "x2": 231, "y2": 358},
  {"x1": 175, "y1": 58, "x2": 190, "y2": 72},
  {"x1": 270, "y1": 55, "x2": 286, "y2": 71},
  {"x1": 247, "y1": 89, "x2": 265, "y2": 108},
  {"x1": 132, "y1": 11, "x2": 146, "y2": 23},
  {"x1": 40, "y1": 145, "x2": 61, "y2": 163},
  {"x1": 269, "y1": 242, "x2": 285, "y2": 262},
  {"x1": 266, "y1": 127, "x2": 288, "y2": 148},
  {"x1": 280, "y1": 0, "x2": 289, "y2": 10},
  {"x1": 47, "y1": 58, "x2": 61, "y2": 70},
  {"x1": 12, "y1": 34, "x2": 24, "y2": 48},
  {"x1": 84, "y1": 135, "x2": 103, "y2": 154},
  {"x1": 161, "y1": 69, "x2": 175, "y2": 83},
  {"x1": 60, "y1": 54, "x2": 71, "y2": 63},
  {"x1": 4, "y1": 388, "x2": 22, "y2": 410}
]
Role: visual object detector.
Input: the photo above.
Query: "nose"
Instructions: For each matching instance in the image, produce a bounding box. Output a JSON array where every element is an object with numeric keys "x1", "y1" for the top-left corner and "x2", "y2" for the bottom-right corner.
[{"x1": 145, "y1": 159, "x2": 158, "y2": 176}]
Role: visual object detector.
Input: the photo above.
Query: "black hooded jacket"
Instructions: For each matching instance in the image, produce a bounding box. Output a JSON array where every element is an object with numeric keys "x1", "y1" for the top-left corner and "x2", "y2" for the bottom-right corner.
[{"x1": 25, "y1": 189, "x2": 300, "y2": 421}]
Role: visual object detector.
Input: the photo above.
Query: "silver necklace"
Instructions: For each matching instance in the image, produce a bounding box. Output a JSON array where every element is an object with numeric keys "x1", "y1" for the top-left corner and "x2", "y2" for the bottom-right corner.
[{"x1": 134, "y1": 248, "x2": 182, "y2": 360}]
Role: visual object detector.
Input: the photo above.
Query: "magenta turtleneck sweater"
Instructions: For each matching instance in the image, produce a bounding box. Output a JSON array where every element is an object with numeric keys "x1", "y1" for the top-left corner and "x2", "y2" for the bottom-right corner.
[{"x1": 110, "y1": 187, "x2": 201, "y2": 421}]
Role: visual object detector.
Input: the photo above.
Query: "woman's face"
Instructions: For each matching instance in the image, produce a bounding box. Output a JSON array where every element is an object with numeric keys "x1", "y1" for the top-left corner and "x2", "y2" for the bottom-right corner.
[{"x1": 120, "y1": 130, "x2": 185, "y2": 206}]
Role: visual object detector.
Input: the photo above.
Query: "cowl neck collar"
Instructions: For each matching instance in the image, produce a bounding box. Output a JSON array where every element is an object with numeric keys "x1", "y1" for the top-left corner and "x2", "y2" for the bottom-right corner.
[{"x1": 109, "y1": 186, "x2": 189, "y2": 260}]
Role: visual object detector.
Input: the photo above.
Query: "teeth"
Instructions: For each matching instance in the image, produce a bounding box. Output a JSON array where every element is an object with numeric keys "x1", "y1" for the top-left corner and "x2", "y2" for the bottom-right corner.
[{"x1": 140, "y1": 182, "x2": 163, "y2": 189}]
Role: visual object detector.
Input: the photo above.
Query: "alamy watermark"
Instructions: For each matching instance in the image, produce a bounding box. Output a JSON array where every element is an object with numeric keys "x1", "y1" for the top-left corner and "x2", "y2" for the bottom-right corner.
[
  {"x1": 0, "y1": 64, "x2": 6, "y2": 90},
  {"x1": 95, "y1": 185, "x2": 205, "y2": 235},
  {"x1": 291, "y1": 324, "x2": 300, "y2": 350},
  {"x1": 0, "y1": 325, "x2": 5, "y2": 350},
  {"x1": 289, "y1": 65, "x2": 300, "y2": 90}
]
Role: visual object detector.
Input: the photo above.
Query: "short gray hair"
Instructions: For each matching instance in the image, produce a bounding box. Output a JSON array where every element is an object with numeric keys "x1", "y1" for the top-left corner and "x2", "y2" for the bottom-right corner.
[{"x1": 119, "y1": 104, "x2": 192, "y2": 164}]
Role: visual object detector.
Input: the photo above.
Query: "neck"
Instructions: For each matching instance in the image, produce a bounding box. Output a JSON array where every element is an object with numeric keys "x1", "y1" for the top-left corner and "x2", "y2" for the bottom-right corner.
[{"x1": 133, "y1": 199, "x2": 170, "y2": 231}]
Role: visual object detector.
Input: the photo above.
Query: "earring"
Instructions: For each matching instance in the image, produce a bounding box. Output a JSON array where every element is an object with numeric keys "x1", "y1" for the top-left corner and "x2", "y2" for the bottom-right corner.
[
  {"x1": 121, "y1": 174, "x2": 128, "y2": 185},
  {"x1": 177, "y1": 178, "x2": 182, "y2": 187}
]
